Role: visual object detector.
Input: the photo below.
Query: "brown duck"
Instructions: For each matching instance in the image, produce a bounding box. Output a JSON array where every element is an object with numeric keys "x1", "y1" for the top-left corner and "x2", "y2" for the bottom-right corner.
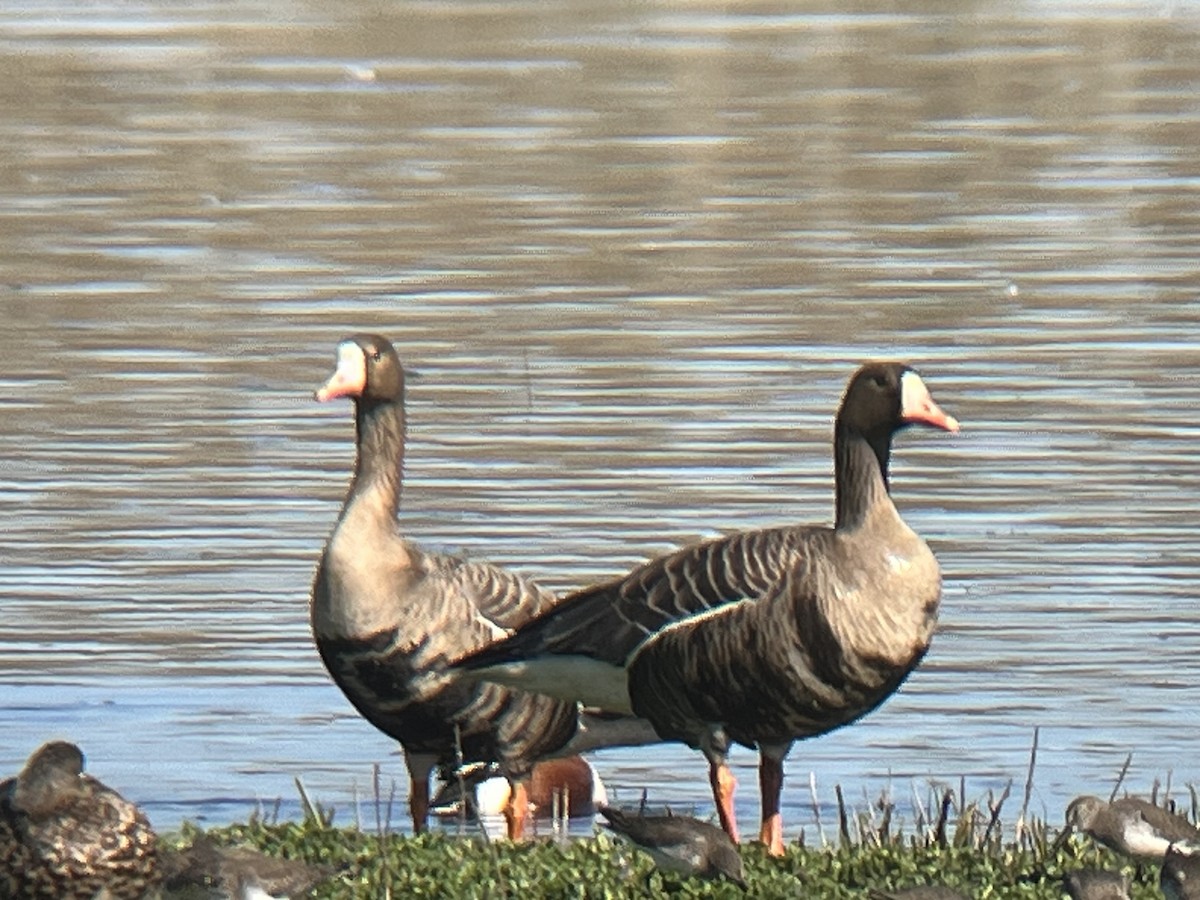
[{"x1": 0, "y1": 740, "x2": 159, "y2": 899}]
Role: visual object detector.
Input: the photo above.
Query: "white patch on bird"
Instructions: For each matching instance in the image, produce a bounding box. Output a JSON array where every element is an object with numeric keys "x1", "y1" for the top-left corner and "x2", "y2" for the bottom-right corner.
[
  {"x1": 473, "y1": 613, "x2": 512, "y2": 642},
  {"x1": 468, "y1": 657, "x2": 634, "y2": 715},
  {"x1": 899, "y1": 370, "x2": 929, "y2": 417},
  {"x1": 587, "y1": 760, "x2": 609, "y2": 807},
  {"x1": 643, "y1": 846, "x2": 703, "y2": 875},
  {"x1": 563, "y1": 713, "x2": 661, "y2": 754},
  {"x1": 316, "y1": 340, "x2": 367, "y2": 401},
  {"x1": 635, "y1": 596, "x2": 757, "y2": 655},
  {"x1": 239, "y1": 881, "x2": 287, "y2": 900},
  {"x1": 1123, "y1": 815, "x2": 1175, "y2": 857},
  {"x1": 885, "y1": 551, "x2": 911, "y2": 574},
  {"x1": 474, "y1": 776, "x2": 513, "y2": 816}
]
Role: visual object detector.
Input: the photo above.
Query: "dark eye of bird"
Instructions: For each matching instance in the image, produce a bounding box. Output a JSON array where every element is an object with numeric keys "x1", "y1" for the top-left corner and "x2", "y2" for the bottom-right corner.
[
  {"x1": 371, "y1": 349, "x2": 382, "y2": 362},
  {"x1": 871, "y1": 374, "x2": 888, "y2": 388}
]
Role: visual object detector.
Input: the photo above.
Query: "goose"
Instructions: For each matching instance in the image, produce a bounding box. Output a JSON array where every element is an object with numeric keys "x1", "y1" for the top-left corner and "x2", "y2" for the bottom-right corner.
[
  {"x1": 456, "y1": 361, "x2": 958, "y2": 854},
  {"x1": 0, "y1": 740, "x2": 160, "y2": 900},
  {"x1": 311, "y1": 333, "x2": 585, "y2": 840},
  {"x1": 599, "y1": 806, "x2": 746, "y2": 888},
  {"x1": 1062, "y1": 795, "x2": 1200, "y2": 859},
  {"x1": 311, "y1": 334, "x2": 656, "y2": 840}
]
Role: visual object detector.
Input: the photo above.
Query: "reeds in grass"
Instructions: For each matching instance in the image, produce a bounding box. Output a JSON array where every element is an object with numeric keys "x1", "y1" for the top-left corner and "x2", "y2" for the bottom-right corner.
[{"x1": 160, "y1": 731, "x2": 1194, "y2": 898}]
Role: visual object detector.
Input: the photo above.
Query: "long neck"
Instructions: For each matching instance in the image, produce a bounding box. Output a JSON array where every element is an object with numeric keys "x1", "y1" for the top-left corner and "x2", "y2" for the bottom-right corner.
[
  {"x1": 833, "y1": 423, "x2": 894, "y2": 530},
  {"x1": 345, "y1": 395, "x2": 406, "y2": 521}
]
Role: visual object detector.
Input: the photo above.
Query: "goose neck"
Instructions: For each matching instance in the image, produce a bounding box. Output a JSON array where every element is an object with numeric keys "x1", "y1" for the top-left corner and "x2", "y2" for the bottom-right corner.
[
  {"x1": 833, "y1": 424, "x2": 894, "y2": 530},
  {"x1": 347, "y1": 396, "x2": 405, "y2": 520}
]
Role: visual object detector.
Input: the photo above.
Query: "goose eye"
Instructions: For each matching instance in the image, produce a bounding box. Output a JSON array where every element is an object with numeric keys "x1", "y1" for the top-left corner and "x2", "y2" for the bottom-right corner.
[
  {"x1": 871, "y1": 374, "x2": 888, "y2": 388},
  {"x1": 371, "y1": 349, "x2": 382, "y2": 362}
]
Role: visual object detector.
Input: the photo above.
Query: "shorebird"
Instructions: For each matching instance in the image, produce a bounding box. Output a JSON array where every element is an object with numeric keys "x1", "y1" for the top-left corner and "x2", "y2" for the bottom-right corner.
[
  {"x1": 457, "y1": 362, "x2": 958, "y2": 855},
  {"x1": 868, "y1": 887, "x2": 969, "y2": 900},
  {"x1": 1063, "y1": 868, "x2": 1131, "y2": 900},
  {"x1": 1063, "y1": 795, "x2": 1200, "y2": 859},
  {"x1": 599, "y1": 806, "x2": 745, "y2": 888},
  {"x1": 1162, "y1": 842, "x2": 1200, "y2": 900},
  {"x1": 161, "y1": 834, "x2": 338, "y2": 899},
  {"x1": 0, "y1": 740, "x2": 160, "y2": 900}
]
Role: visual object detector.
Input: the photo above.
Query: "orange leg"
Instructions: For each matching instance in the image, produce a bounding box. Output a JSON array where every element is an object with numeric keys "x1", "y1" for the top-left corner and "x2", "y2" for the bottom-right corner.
[
  {"x1": 504, "y1": 778, "x2": 530, "y2": 840},
  {"x1": 758, "y1": 752, "x2": 785, "y2": 856},
  {"x1": 709, "y1": 759, "x2": 740, "y2": 844}
]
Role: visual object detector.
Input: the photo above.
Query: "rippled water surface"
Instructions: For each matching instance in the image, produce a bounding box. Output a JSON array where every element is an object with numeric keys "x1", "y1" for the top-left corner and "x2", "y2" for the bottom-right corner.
[{"x1": 2, "y1": 0, "x2": 1200, "y2": 836}]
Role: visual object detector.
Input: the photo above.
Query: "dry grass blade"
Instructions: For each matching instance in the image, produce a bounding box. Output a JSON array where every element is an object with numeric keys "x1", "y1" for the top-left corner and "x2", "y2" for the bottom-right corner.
[{"x1": 1109, "y1": 753, "x2": 1133, "y2": 802}]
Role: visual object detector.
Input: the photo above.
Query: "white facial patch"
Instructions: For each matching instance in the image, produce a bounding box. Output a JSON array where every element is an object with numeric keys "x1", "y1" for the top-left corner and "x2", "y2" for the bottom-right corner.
[
  {"x1": 316, "y1": 340, "x2": 368, "y2": 401},
  {"x1": 899, "y1": 370, "x2": 930, "y2": 419}
]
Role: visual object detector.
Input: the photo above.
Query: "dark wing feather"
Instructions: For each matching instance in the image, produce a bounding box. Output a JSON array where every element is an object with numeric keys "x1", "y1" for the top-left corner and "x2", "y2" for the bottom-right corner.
[
  {"x1": 459, "y1": 525, "x2": 812, "y2": 669},
  {"x1": 445, "y1": 554, "x2": 560, "y2": 634},
  {"x1": 600, "y1": 807, "x2": 726, "y2": 849}
]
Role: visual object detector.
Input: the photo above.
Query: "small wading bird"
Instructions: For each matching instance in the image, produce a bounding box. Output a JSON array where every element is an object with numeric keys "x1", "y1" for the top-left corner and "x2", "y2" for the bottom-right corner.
[
  {"x1": 457, "y1": 362, "x2": 958, "y2": 854},
  {"x1": 1062, "y1": 868, "x2": 1132, "y2": 900},
  {"x1": 867, "y1": 887, "x2": 969, "y2": 900},
  {"x1": 1161, "y1": 842, "x2": 1200, "y2": 900},
  {"x1": 599, "y1": 806, "x2": 746, "y2": 888},
  {"x1": 1062, "y1": 795, "x2": 1200, "y2": 859},
  {"x1": 310, "y1": 334, "x2": 655, "y2": 841},
  {"x1": 160, "y1": 834, "x2": 339, "y2": 899},
  {"x1": 0, "y1": 740, "x2": 160, "y2": 900}
]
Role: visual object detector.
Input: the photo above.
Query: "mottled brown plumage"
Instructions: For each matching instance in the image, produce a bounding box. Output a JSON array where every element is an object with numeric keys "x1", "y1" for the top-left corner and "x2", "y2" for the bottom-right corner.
[
  {"x1": 310, "y1": 334, "x2": 584, "y2": 839},
  {"x1": 458, "y1": 362, "x2": 958, "y2": 855},
  {"x1": 0, "y1": 741, "x2": 159, "y2": 900}
]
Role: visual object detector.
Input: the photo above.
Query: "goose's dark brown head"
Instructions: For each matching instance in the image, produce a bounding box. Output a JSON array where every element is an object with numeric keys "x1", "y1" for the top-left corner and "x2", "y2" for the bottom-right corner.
[
  {"x1": 838, "y1": 361, "x2": 959, "y2": 436},
  {"x1": 315, "y1": 333, "x2": 405, "y2": 404}
]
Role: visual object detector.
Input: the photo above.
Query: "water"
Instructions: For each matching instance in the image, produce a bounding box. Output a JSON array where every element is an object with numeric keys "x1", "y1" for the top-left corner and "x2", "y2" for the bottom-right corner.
[{"x1": 2, "y1": 0, "x2": 1199, "y2": 839}]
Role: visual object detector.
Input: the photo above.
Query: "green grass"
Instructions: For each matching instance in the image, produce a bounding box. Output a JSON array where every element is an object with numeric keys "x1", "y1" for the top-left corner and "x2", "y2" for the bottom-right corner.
[
  {"x1": 165, "y1": 816, "x2": 1166, "y2": 899},
  {"x1": 161, "y1": 734, "x2": 1182, "y2": 897},
  {"x1": 165, "y1": 749, "x2": 1181, "y2": 900}
]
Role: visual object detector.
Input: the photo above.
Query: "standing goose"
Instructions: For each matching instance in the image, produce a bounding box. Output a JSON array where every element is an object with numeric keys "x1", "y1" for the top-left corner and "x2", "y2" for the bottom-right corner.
[
  {"x1": 0, "y1": 740, "x2": 160, "y2": 899},
  {"x1": 310, "y1": 333, "x2": 582, "y2": 839},
  {"x1": 457, "y1": 362, "x2": 958, "y2": 854}
]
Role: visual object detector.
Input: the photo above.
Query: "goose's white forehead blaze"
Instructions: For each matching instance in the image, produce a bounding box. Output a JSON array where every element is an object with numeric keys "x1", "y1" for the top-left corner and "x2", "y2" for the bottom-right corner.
[
  {"x1": 315, "y1": 341, "x2": 368, "y2": 401},
  {"x1": 899, "y1": 370, "x2": 959, "y2": 432}
]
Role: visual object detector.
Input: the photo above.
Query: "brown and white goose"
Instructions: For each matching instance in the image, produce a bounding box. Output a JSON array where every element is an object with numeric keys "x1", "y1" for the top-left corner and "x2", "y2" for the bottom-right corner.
[
  {"x1": 310, "y1": 333, "x2": 583, "y2": 839},
  {"x1": 456, "y1": 362, "x2": 958, "y2": 855}
]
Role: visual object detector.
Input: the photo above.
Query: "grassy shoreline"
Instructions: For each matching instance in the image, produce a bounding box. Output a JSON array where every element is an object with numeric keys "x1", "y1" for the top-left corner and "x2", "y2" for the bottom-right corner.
[
  {"x1": 170, "y1": 815, "x2": 1158, "y2": 898},
  {"x1": 168, "y1": 751, "x2": 1178, "y2": 900}
]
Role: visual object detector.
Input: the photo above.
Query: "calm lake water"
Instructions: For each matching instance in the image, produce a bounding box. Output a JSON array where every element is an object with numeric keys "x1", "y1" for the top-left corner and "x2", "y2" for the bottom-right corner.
[{"x1": 2, "y1": 0, "x2": 1200, "y2": 839}]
